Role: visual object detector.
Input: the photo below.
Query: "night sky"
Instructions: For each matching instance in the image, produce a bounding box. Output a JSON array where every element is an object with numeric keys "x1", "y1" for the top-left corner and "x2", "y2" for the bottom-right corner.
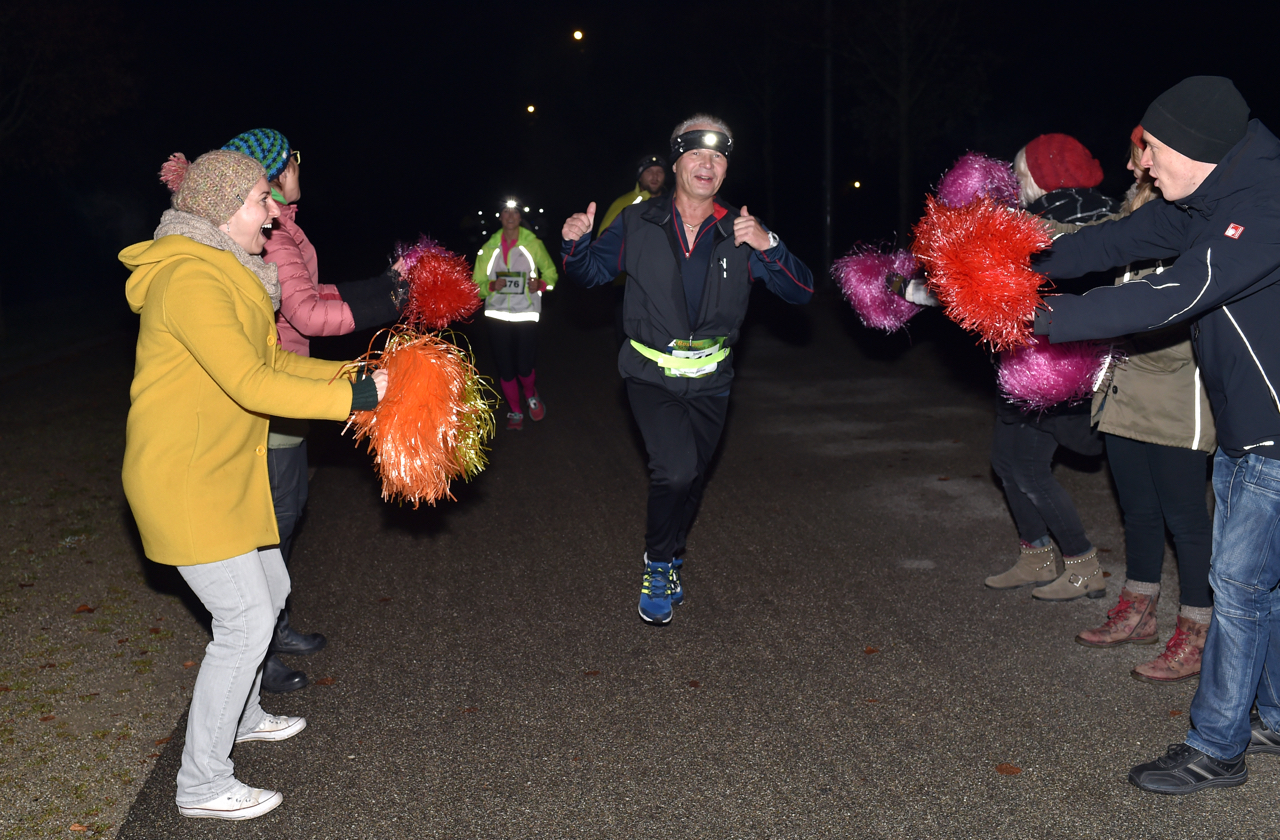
[{"x1": 4, "y1": 0, "x2": 1276, "y2": 312}]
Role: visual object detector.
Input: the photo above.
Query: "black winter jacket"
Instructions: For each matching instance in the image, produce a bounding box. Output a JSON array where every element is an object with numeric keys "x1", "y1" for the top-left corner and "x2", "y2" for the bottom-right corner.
[
  {"x1": 1033, "y1": 120, "x2": 1280, "y2": 457},
  {"x1": 562, "y1": 196, "x2": 813, "y2": 395}
]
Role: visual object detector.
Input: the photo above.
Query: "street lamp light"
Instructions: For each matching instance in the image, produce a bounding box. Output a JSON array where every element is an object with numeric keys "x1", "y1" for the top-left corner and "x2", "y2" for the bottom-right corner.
[
  {"x1": 527, "y1": 105, "x2": 535, "y2": 113},
  {"x1": 573, "y1": 30, "x2": 583, "y2": 40}
]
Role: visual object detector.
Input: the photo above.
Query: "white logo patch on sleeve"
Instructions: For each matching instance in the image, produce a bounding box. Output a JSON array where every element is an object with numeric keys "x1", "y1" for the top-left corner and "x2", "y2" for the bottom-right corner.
[{"x1": 1225, "y1": 223, "x2": 1245, "y2": 239}]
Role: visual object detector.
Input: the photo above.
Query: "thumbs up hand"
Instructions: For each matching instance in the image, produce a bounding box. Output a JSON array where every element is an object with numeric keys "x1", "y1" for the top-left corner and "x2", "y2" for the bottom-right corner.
[
  {"x1": 562, "y1": 201, "x2": 597, "y2": 241},
  {"x1": 733, "y1": 204, "x2": 772, "y2": 250}
]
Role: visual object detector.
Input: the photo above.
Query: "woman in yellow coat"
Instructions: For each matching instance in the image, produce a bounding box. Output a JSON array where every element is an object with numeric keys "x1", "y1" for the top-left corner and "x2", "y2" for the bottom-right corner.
[{"x1": 120, "y1": 149, "x2": 385, "y2": 820}]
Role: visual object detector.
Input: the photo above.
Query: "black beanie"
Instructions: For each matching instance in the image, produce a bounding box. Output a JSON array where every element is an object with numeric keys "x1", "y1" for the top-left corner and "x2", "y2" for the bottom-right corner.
[
  {"x1": 1141, "y1": 76, "x2": 1250, "y2": 164},
  {"x1": 636, "y1": 154, "x2": 665, "y2": 181}
]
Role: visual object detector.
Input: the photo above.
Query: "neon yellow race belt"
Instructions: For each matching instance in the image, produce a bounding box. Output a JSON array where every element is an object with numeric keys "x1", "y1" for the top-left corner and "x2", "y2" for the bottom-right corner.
[{"x1": 629, "y1": 337, "x2": 729, "y2": 379}]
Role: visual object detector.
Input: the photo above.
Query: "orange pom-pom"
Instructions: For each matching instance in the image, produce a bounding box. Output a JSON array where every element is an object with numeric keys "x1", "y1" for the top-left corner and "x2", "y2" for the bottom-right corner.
[
  {"x1": 911, "y1": 195, "x2": 1052, "y2": 350},
  {"x1": 396, "y1": 237, "x2": 481, "y2": 330},
  {"x1": 345, "y1": 328, "x2": 495, "y2": 507}
]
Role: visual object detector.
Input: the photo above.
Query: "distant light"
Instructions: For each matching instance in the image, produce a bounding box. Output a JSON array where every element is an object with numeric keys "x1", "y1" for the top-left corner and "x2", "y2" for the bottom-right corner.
[
  {"x1": 522, "y1": 206, "x2": 530, "y2": 212},
  {"x1": 527, "y1": 105, "x2": 535, "y2": 113},
  {"x1": 477, "y1": 210, "x2": 483, "y2": 215},
  {"x1": 573, "y1": 30, "x2": 583, "y2": 40},
  {"x1": 854, "y1": 180, "x2": 862, "y2": 188},
  {"x1": 482, "y1": 230, "x2": 487, "y2": 235},
  {"x1": 539, "y1": 208, "x2": 544, "y2": 213}
]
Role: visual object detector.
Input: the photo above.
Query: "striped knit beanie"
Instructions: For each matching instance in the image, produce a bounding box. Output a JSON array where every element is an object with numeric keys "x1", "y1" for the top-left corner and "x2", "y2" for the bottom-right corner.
[
  {"x1": 223, "y1": 128, "x2": 292, "y2": 180},
  {"x1": 159, "y1": 150, "x2": 266, "y2": 226}
]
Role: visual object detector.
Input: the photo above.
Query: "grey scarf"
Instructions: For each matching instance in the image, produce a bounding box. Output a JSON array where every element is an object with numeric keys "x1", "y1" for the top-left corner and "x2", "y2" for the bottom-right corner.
[{"x1": 154, "y1": 209, "x2": 282, "y2": 311}]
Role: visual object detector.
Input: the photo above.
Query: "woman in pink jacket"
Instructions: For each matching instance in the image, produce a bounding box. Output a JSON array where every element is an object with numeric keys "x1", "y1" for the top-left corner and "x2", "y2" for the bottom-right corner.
[{"x1": 223, "y1": 128, "x2": 404, "y2": 693}]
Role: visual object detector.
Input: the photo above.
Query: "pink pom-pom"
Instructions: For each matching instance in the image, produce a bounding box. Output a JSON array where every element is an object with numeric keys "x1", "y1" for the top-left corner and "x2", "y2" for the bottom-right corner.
[
  {"x1": 159, "y1": 153, "x2": 189, "y2": 193},
  {"x1": 832, "y1": 248, "x2": 923, "y2": 332},
  {"x1": 997, "y1": 335, "x2": 1114, "y2": 412},
  {"x1": 936, "y1": 152, "x2": 1020, "y2": 209}
]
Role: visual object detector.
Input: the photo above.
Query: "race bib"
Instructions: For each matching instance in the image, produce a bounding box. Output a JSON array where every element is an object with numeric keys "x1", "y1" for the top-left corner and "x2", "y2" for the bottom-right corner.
[
  {"x1": 495, "y1": 271, "x2": 525, "y2": 295},
  {"x1": 665, "y1": 337, "x2": 722, "y2": 378}
]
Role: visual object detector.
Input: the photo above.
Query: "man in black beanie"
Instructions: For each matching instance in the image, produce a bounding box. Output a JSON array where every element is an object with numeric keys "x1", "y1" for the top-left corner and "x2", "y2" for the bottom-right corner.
[{"x1": 1031, "y1": 75, "x2": 1280, "y2": 795}]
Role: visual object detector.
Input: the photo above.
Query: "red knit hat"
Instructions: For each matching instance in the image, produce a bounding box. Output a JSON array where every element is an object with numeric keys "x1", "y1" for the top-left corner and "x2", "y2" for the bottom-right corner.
[{"x1": 1024, "y1": 133, "x2": 1104, "y2": 190}]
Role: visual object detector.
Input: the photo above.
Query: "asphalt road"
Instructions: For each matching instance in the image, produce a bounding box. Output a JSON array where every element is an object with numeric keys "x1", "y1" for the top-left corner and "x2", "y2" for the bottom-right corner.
[{"x1": 115, "y1": 288, "x2": 1276, "y2": 839}]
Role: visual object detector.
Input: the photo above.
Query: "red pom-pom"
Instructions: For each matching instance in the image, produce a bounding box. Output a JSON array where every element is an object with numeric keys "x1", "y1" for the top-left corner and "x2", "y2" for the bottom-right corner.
[
  {"x1": 159, "y1": 153, "x2": 189, "y2": 193},
  {"x1": 395, "y1": 236, "x2": 481, "y2": 330},
  {"x1": 911, "y1": 195, "x2": 1052, "y2": 350}
]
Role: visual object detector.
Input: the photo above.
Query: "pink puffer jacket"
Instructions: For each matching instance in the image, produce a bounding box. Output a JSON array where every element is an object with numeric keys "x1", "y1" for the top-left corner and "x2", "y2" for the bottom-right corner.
[{"x1": 262, "y1": 204, "x2": 355, "y2": 356}]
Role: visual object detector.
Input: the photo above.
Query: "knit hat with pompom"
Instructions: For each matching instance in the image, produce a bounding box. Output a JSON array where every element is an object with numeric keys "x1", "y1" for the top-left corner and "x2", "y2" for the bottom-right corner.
[
  {"x1": 222, "y1": 128, "x2": 292, "y2": 180},
  {"x1": 159, "y1": 150, "x2": 265, "y2": 226}
]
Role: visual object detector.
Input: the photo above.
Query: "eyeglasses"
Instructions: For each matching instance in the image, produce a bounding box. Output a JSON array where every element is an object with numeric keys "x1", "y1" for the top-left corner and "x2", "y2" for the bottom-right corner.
[{"x1": 290, "y1": 150, "x2": 301, "y2": 166}]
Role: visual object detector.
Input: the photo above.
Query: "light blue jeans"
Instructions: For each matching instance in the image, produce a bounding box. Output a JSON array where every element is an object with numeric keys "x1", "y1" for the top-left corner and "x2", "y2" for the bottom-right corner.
[
  {"x1": 1187, "y1": 451, "x2": 1280, "y2": 759},
  {"x1": 175, "y1": 548, "x2": 290, "y2": 805}
]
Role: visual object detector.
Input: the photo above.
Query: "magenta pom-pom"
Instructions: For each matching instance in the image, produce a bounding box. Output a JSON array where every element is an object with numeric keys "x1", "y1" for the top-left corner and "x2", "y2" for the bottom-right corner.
[
  {"x1": 936, "y1": 152, "x2": 1020, "y2": 209},
  {"x1": 832, "y1": 248, "x2": 924, "y2": 332},
  {"x1": 998, "y1": 336, "x2": 1114, "y2": 412},
  {"x1": 159, "y1": 153, "x2": 189, "y2": 193}
]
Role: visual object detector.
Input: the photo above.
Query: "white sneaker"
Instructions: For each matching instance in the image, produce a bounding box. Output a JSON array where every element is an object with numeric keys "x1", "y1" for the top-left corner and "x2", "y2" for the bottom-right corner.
[
  {"x1": 235, "y1": 713, "x2": 307, "y2": 743},
  {"x1": 178, "y1": 782, "x2": 283, "y2": 820}
]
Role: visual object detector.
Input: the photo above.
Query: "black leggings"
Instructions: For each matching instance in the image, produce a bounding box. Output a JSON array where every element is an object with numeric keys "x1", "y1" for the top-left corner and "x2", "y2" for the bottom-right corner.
[
  {"x1": 626, "y1": 378, "x2": 730, "y2": 565},
  {"x1": 990, "y1": 418, "x2": 1092, "y2": 556},
  {"x1": 487, "y1": 318, "x2": 537, "y2": 381},
  {"x1": 1104, "y1": 433, "x2": 1213, "y2": 607}
]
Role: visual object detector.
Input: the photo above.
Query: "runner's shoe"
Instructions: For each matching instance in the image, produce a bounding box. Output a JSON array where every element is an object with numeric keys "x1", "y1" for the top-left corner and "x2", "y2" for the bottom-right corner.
[
  {"x1": 670, "y1": 557, "x2": 684, "y2": 606},
  {"x1": 638, "y1": 556, "x2": 673, "y2": 625},
  {"x1": 506, "y1": 412, "x2": 524, "y2": 431},
  {"x1": 1128, "y1": 743, "x2": 1247, "y2": 794},
  {"x1": 526, "y1": 395, "x2": 546, "y2": 421}
]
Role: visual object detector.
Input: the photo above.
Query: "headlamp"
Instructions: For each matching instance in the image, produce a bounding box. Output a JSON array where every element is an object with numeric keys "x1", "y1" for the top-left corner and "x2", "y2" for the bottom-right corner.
[{"x1": 670, "y1": 130, "x2": 733, "y2": 163}]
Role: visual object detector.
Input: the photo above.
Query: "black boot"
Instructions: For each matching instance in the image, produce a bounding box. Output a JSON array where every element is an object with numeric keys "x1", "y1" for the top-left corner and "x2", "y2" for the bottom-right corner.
[
  {"x1": 270, "y1": 609, "x2": 327, "y2": 656},
  {"x1": 260, "y1": 652, "x2": 308, "y2": 693}
]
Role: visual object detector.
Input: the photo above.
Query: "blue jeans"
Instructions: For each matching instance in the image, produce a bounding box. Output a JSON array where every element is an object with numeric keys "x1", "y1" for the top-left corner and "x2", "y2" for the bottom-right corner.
[{"x1": 1186, "y1": 451, "x2": 1280, "y2": 759}]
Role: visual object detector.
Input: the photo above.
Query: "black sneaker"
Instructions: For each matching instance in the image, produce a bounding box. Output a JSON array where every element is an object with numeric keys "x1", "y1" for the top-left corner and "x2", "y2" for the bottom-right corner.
[
  {"x1": 1128, "y1": 743, "x2": 1247, "y2": 794},
  {"x1": 1248, "y1": 709, "x2": 1280, "y2": 755}
]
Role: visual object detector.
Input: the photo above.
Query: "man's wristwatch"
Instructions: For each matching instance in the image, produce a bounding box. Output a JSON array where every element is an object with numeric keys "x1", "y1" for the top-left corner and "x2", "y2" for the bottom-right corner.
[{"x1": 765, "y1": 231, "x2": 779, "y2": 250}]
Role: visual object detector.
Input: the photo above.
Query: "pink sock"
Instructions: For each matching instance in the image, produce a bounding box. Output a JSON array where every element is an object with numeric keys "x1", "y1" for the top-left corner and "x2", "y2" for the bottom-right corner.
[
  {"x1": 500, "y1": 378, "x2": 521, "y2": 414},
  {"x1": 518, "y1": 370, "x2": 537, "y2": 401}
]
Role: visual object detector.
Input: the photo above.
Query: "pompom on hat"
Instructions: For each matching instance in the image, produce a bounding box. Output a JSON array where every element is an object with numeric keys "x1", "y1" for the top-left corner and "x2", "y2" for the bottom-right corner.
[
  {"x1": 1024, "y1": 134, "x2": 1104, "y2": 191},
  {"x1": 159, "y1": 150, "x2": 266, "y2": 226},
  {"x1": 1141, "y1": 76, "x2": 1249, "y2": 164},
  {"x1": 223, "y1": 128, "x2": 292, "y2": 180}
]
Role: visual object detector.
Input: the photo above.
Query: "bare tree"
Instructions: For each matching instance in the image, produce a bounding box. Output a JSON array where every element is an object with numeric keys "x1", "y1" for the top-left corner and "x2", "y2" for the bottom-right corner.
[{"x1": 835, "y1": 0, "x2": 991, "y2": 240}]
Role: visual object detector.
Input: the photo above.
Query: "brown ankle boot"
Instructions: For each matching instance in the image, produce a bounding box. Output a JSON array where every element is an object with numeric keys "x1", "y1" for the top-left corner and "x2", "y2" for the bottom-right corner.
[
  {"x1": 1131, "y1": 614, "x2": 1209, "y2": 683},
  {"x1": 1031, "y1": 548, "x2": 1106, "y2": 601},
  {"x1": 984, "y1": 542, "x2": 1060, "y2": 590},
  {"x1": 1075, "y1": 588, "x2": 1159, "y2": 647}
]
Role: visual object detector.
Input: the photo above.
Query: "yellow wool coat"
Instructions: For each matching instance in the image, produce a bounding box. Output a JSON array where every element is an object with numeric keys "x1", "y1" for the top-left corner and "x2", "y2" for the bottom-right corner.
[{"x1": 120, "y1": 236, "x2": 357, "y2": 566}]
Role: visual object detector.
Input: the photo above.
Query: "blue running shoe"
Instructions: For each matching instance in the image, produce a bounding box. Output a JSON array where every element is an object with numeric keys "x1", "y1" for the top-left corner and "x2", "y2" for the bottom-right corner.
[
  {"x1": 638, "y1": 556, "x2": 673, "y2": 625},
  {"x1": 670, "y1": 557, "x2": 684, "y2": 607}
]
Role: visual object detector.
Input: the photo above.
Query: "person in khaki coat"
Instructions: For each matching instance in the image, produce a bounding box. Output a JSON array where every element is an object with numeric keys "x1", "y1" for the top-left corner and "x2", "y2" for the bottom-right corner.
[
  {"x1": 1072, "y1": 130, "x2": 1215, "y2": 683},
  {"x1": 121, "y1": 150, "x2": 385, "y2": 821}
]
